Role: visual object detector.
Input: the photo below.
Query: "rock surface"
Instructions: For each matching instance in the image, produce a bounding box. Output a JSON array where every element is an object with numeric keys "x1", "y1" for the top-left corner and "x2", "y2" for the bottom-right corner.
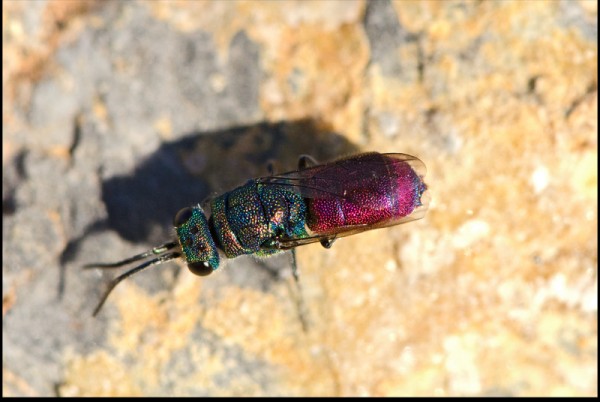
[{"x1": 3, "y1": 0, "x2": 597, "y2": 396}]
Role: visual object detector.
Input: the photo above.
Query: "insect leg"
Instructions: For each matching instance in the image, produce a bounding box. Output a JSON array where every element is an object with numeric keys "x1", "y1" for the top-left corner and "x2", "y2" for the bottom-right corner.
[
  {"x1": 91, "y1": 251, "x2": 181, "y2": 316},
  {"x1": 319, "y1": 237, "x2": 336, "y2": 249},
  {"x1": 83, "y1": 241, "x2": 179, "y2": 270},
  {"x1": 298, "y1": 154, "x2": 319, "y2": 169},
  {"x1": 266, "y1": 158, "x2": 282, "y2": 176},
  {"x1": 289, "y1": 249, "x2": 309, "y2": 332},
  {"x1": 290, "y1": 248, "x2": 300, "y2": 284}
]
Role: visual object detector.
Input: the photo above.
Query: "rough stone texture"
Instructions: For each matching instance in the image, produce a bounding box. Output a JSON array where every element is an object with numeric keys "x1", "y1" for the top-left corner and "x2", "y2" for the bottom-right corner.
[{"x1": 3, "y1": 0, "x2": 597, "y2": 396}]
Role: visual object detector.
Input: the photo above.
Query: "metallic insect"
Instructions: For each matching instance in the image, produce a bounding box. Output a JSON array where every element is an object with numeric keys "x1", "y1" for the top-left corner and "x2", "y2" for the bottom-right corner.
[{"x1": 85, "y1": 152, "x2": 429, "y2": 316}]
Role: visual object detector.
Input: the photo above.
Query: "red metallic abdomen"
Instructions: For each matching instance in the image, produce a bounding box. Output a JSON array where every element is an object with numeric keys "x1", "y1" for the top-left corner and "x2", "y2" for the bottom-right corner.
[{"x1": 306, "y1": 153, "x2": 426, "y2": 234}]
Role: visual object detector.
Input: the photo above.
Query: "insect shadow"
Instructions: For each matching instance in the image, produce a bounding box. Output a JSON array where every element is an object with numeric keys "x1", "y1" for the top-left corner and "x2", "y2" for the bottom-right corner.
[{"x1": 60, "y1": 118, "x2": 359, "y2": 303}]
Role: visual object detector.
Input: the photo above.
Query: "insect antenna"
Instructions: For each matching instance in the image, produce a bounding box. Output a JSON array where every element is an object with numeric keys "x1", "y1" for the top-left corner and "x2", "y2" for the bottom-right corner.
[
  {"x1": 83, "y1": 241, "x2": 179, "y2": 269},
  {"x1": 84, "y1": 241, "x2": 182, "y2": 316},
  {"x1": 89, "y1": 251, "x2": 182, "y2": 317}
]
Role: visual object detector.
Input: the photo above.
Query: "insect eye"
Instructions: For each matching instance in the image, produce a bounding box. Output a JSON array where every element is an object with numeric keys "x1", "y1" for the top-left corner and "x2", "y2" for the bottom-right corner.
[
  {"x1": 188, "y1": 261, "x2": 213, "y2": 276},
  {"x1": 174, "y1": 207, "x2": 194, "y2": 227}
]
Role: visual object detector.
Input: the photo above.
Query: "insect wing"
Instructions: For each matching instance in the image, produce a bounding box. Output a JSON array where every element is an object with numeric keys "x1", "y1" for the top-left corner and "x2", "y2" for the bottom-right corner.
[
  {"x1": 258, "y1": 152, "x2": 429, "y2": 250},
  {"x1": 261, "y1": 214, "x2": 419, "y2": 250},
  {"x1": 258, "y1": 152, "x2": 425, "y2": 199}
]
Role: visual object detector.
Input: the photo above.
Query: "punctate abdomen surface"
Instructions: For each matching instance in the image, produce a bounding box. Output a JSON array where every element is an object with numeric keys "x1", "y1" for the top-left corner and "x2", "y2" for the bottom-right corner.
[{"x1": 306, "y1": 153, "x2": 427, "y2": 234}]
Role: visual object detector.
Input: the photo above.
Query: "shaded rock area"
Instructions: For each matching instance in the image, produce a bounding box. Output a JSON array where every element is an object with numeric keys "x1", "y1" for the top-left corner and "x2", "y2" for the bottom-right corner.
[{"x1": 3, "y1": 0, "x2": 597, "y2": 396}]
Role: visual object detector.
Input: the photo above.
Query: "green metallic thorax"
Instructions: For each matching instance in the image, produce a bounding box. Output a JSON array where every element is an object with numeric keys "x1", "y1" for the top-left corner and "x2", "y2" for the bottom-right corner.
[{"x1": 209, "y1": 180, "x2": 309, "y2": 258}]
